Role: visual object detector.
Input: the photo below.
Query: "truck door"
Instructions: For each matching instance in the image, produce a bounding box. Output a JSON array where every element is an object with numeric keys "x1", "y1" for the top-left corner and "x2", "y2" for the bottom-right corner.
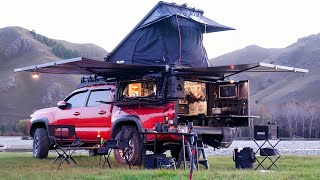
[
  {"x1": 54, "y1": 90, "x2": 88, "y2": 129},
  {"x1": 78, "y1": 89, "x2": 112, "y2": 141}
]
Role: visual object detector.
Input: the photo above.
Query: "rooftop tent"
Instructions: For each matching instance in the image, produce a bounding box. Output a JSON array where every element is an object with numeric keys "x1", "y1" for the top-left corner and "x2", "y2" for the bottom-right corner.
[{"x1": 105, "y1": 1, "x2": 235, "y2": 68}]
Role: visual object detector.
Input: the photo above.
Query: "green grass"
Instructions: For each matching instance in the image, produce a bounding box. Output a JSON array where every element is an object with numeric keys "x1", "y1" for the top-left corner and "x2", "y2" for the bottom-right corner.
[{"x1": 0, "y1": 153, "x2": 320, "y2": 180}]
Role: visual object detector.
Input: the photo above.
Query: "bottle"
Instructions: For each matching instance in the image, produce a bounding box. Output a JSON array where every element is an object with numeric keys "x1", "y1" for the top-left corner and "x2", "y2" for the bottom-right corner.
[{"x1": 97, "y1": 131, "x2": 101, "y2": 144}]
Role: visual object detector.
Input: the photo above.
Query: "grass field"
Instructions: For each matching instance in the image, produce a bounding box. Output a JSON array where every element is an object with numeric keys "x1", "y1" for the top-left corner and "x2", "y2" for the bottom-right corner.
[{"x1": 0, "y1": 152, "x2": 320, "y2": 180}]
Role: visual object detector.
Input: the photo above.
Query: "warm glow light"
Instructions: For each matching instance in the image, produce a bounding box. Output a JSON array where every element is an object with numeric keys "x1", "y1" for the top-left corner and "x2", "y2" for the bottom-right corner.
[
  {"x1": 230, "y1": 80, "x2": 234, "y2": 83},
  {"x1": 32, "y1": 72, "x2": 39, "y2": 79}
]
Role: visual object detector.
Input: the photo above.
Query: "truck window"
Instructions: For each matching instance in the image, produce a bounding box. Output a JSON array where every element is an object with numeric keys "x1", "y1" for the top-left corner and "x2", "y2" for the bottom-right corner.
[
  {"x1": 123, "y1": 82, "x2": 156, "y2": 98},
  {"x1": 66, "y1": 91, "x2": 88, "y2": 108},
  {"x1": 87, "y1": 90, "x2": 110, "y2": 107}
]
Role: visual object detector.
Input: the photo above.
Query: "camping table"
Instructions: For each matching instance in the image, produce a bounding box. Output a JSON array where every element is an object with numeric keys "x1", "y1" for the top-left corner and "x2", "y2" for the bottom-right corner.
[
  {"x1": 253, "y1": 139, "x2": 281, "y2": 170},
  {"x1": 139, "y1": 131, "x2": 198, "y2": 170},
  {"x1": 52, "y1": 146, "x2": 100, "y2": 168}
]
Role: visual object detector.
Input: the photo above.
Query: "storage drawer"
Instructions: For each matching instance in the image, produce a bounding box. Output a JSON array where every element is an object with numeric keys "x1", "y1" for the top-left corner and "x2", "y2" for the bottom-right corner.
[{"x1": 178, "y1": 104, "x2": 189, "y2": 114}]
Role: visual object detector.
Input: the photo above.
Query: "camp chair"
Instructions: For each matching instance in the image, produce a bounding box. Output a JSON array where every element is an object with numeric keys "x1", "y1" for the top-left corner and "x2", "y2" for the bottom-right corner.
[
  {"x1": 48, "y1": 125, "x2": 83, "y2": 169},
  {"x1": 97, "y1": 145, "x2": 111, "y2": 168},
  {"x1": 104, "y1": 126, "x2": 135, "y2": 169}
]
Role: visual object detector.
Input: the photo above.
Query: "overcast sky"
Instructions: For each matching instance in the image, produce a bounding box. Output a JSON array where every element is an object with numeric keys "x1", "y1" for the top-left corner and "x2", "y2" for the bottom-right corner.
[{"x1": 1, "y1": 0, "x2": 320, "y2": 58}]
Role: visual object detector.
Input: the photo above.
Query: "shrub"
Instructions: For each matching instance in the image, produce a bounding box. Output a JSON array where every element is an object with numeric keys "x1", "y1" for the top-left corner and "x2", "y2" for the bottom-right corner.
[{"x1": 16, "y1": 120, "x2": 29, "y2": 136}]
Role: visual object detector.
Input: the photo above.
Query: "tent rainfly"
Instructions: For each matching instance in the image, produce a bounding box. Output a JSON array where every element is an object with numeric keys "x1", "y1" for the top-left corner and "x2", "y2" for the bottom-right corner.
[{"x1": 105, "y1": 1, "x2": 234, "y2": 68}]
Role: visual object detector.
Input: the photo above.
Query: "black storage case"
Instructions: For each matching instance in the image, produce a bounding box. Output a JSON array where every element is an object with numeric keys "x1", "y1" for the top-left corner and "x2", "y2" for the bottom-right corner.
[
  {"x1": 260, "y1": 148, "x2": 278, "y2": 156},
  {"x1": 233, "y1": 147, "x2": 255, "y2": 169},
  {"x1": 144, "y1": 154, "x2": 166, "y2": 169},
  {"x1": 254, "y1": 125, "x2": 279, "y2": 140},
  {"x1": 143, "y1": 154, "x2": 175, "y2": 169},
  {"x1": 254, "y1": 125, "x2": 269, "y2": 140},
  {"x1": 167, "y1": 76, "x2": 184, "y2": 99}
]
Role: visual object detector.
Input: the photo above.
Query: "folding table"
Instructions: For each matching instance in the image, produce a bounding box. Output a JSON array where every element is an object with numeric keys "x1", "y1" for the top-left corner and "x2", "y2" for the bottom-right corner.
[{"x1": 253, "y1": 125, "x2": 281, "y2": 170}]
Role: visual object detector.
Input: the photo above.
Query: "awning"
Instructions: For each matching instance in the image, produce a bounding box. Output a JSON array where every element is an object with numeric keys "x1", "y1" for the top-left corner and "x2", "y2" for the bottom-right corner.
[
  {"x1": 14, "y1": 57, "x2": 166, "y2": 78},
  {"x1": 174, "y1": 62, "x2": 308, "y2": 80},
  {"x1": 14, "y1": 57, "x2": 308, "y2": 81}
]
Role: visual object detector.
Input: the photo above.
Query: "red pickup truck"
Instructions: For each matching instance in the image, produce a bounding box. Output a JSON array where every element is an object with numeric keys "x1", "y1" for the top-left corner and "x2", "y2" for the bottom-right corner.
[
  {"x1": 28, "y1": 73, "x2": 247, "y2": 165},
  {"x1": 23, "y1": 58, "x2": 307, "y2": 166}
]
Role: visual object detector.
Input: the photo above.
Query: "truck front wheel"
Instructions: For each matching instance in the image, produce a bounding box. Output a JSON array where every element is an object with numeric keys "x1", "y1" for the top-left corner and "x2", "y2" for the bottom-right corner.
[
  {"x1": 114, "y1": 127, "x2": 142, "y2": 166},
  {"x1": 33, "y1": 128, "x2": 49, "y2": 159}
]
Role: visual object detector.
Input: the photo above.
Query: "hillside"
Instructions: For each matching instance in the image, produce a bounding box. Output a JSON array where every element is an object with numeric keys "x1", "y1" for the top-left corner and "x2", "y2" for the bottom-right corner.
[
  {"x1": 0, "y1": 26, "x2": 107, "y2": 129},
  {"x1": 210, "y1": 33, "x2": 320, "y2": 106},
  {"x1": 210, "y1": 45, "x2": 279, "y2": 66}
]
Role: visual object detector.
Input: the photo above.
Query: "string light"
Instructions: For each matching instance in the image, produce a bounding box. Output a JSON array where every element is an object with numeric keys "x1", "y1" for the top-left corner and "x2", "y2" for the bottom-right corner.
[{"x1": 32, "y1": 72, "x2": 39, "y2": 79}]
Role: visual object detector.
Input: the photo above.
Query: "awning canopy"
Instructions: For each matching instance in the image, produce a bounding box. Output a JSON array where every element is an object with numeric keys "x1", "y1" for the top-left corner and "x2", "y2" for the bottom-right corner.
[
  {"x1": 173, "y1": 62, "x2": 309, "y2": 81},
  {"x1": 14, "y1": 57, "x2": 308, "y2": 81},
  {"x1": 14, "y1": 57, "x2": 166, "y2": 78}
]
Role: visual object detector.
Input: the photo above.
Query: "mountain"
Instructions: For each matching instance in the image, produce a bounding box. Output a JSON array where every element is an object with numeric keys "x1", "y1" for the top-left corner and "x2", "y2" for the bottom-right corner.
[
  {"x1": 0, "y1": 26, "x2": 108, "y2": 128},
  {"x1": 210, "y1": 45, "x2": 279, "y2": 66},
  {"x1": 210, "y1": 34, "x2": 320, "y2": 106}
]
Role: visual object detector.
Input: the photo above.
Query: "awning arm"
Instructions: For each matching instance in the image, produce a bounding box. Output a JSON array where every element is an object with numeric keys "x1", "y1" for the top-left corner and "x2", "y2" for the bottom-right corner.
[
  {"x1": 257, "y1": 62, "x2": 309, "y2": 73},
  {"x1": 223, "y1": 64, "x2": 261, "y2": 79}
]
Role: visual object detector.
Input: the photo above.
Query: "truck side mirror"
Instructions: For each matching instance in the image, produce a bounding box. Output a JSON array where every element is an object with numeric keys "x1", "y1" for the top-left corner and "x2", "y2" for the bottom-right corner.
[{"x1": 57, "y1": 101, "x2": 68, "y2": 109}]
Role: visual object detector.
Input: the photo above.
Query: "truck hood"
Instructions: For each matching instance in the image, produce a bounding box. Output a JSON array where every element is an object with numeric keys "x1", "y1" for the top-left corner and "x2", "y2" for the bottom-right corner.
[{"x1": 31, "y1": 107, "x2": 57, "y2": 120}]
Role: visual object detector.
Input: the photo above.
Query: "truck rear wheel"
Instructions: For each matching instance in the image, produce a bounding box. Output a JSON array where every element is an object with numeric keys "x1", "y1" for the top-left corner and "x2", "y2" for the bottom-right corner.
[
  {"x1": 114, "y1": 126, "x2": 143, "y2": 165},
  {"x1": 33, "y1": 128, "x2": 49, "y2": 159}
]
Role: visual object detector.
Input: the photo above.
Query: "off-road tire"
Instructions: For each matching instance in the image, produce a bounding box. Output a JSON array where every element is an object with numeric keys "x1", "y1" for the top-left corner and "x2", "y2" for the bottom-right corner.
[
  {"x1": 33, "y1": 128, "x2": 49, "y2": 159},
  {"x1": 114, "y1": 126, "x2": 143, "y2": 166}
]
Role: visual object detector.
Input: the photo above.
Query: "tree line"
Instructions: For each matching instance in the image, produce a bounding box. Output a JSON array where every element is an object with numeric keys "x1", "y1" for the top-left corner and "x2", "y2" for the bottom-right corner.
[
  {"x1": 0, "y1": 119, "x2": 28, "y2": 136},
  {"x1": 30, "y1": 30, "x2": 80, "y2": 59},
  {"x1": 238, "y1": 101, "x2": 320, "y2": 139}
]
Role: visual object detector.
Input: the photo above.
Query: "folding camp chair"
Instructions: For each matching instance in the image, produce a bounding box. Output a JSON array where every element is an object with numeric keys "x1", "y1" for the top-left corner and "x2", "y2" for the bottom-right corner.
[
  {"x1": 103, "y1": 126, "x2": 135, "y2": 169},
  {"x1": 97, "y1": 145, "x2": 111, "y2": 168},
  {"x1": 48, "y1": 125, "x2": 83, "y2": 169}
]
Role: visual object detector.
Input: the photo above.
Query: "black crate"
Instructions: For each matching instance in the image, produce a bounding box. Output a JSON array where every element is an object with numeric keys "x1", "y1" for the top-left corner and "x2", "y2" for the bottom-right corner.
[
  {"x1": 143, "y1": 154, "x2": 166, "y2": 169},
  {"x1": 260, "y1": 148, "x2": 278, "y2": 156},
  {"x1": 254, "y1": 125, "x2": 269, "y2": 140},
  {"x1": 167, "y1": 76, "x2": 184, "y2": 99},
  {"x1": 233, "y1": 147, "x2": 255, "y2": 169}
]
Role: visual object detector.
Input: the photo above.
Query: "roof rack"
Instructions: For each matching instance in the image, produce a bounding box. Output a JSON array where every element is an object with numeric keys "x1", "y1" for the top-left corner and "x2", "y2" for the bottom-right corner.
[
  {"x1": 80, "y1": 75, "x2": 106, "y2": 83},
  {"x1": 78, "y1": 75, "x2": 112, "y2": 88}
]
